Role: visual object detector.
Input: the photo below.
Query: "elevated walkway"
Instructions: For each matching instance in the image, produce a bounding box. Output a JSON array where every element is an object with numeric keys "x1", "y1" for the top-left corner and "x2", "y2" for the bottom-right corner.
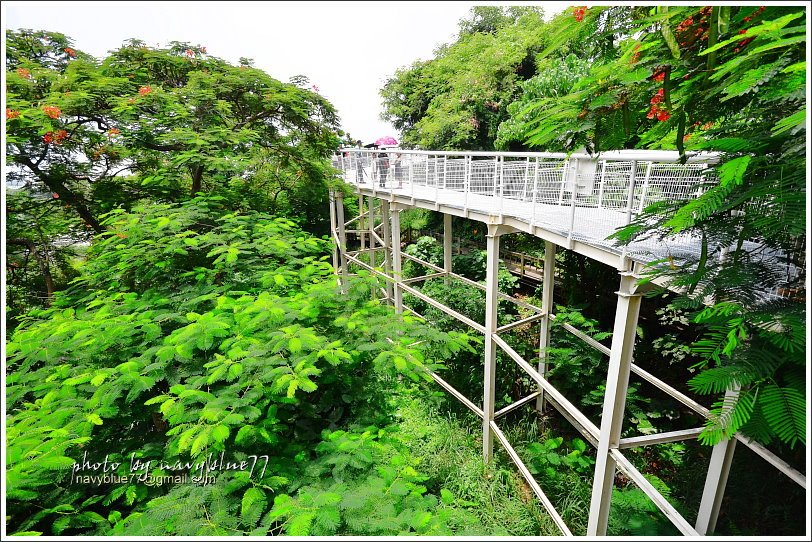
[
  {"x1": 328, "y1": 148, "x2": 805, "y2": 537},
  {"x1": 334, "y1": 148, "x2": 718, "y2": 276}
]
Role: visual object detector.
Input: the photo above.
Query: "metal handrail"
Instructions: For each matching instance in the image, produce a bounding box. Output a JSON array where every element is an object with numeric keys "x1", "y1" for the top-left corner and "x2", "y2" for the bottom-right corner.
[
  {"x1": 337, "y1": 147, "x2": 719, "y2": 163},
  {"x1": 333, "y1": 149, "x2": 719, "y2": 235}
]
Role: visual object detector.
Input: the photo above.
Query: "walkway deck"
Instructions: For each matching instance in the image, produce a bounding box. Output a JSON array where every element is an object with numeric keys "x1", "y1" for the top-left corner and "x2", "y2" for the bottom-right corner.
[{"x1": 335, "y1": 148, "x2": 799, "y2": 300}]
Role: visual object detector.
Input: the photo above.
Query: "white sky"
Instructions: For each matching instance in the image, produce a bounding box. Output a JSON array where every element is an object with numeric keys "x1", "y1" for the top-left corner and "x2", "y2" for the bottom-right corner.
[{"x1": 3, "y1": 1, "x2": 568, "y2": 145}]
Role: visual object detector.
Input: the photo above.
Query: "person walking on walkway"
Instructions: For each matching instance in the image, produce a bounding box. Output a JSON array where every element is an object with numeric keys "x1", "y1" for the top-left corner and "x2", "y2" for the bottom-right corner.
[
  {"x1": 391, "y1": 151, "x2": 402, "y2": 188},
  {"x1": 377, "y1": 151, "x2": 389, "y2": 188}
]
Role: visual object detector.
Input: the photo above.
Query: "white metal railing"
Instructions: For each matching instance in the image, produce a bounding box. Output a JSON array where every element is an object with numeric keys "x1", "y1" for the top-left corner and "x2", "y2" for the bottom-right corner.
[{"x1": 333, "y1": 148, "x2": 719, "y2": 260}]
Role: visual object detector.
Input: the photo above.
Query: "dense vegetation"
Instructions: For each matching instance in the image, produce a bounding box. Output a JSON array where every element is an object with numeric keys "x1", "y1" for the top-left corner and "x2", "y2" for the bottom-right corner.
[
  {"x1": 383, "y1": 4, "x2": 806, "y2": 450},
  {"x1": 5, "y1": 5, "x2": 807, "y2": 537},
  {"x1": 378, "y1": 4, "x2": 806, "y2": 535}
]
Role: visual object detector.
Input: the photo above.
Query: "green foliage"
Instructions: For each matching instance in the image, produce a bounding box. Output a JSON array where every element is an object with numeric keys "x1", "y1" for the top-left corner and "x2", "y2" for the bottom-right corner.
[
  {"x1": 266, "y1": 427, "x2": 486, "y2": 535},
  {"x1": 402, "y1": 235, "x2": 444, "y2": 279},
  {"x1": 5, "y1": 198, "x2": 479, "y2": 535},
  {"x1": 526, "y1": 437, "x2": 595, "y2": 481},
  {"x1": 651, "y1": 304, "x2": 694, "y2": 366},
  {"x1": 457, "y1": 6, "x2": 545, "y2": 37},
  {"x1": 6, "y1": 30, "x2": 340, "y2": 321},
  {"x1": 545, "y1": 306, "x2": 611, "y2": 396},
  {"x1": 381, "y1": 9, "x2": 550, "y2": 150},
  {"x1": 497, "y1": 5, "x2": 806, "y2": 448},
  {"x1": 609, "y1": 476, "x2": 679, "y2": 536},
  {"x1": 496, "y1": 54, "x2": 591, "y2": 149},
  {"x1": 684, "y1": 300, "x2": 806, "y2": 447},
  {"x1": 393, "y1": 392, "x2": 562, "y2": 535}
]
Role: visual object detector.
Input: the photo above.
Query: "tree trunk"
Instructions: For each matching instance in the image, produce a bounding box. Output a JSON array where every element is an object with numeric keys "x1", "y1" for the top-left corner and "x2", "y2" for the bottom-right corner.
[
  {"x1": 8, "y1": 237, "x2": 55, "y2": 305},
  {"x1": 190, "y1": 165, "x2": 204, "y2": 196}
]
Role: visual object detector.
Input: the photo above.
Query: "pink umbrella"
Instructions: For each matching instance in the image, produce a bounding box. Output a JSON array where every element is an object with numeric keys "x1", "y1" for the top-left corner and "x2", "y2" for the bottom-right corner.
[{"x1": 374, "y1": 135, "x2": 398, "y2": 147}]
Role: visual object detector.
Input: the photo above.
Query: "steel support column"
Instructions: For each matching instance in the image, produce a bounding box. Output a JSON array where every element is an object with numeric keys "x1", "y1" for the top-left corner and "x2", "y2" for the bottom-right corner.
[
  {"x1": 536, "y1": 241, "x2": 556, "y2": 412},
  {"x1": 443, "y1": 213, "x2": 453, "y2": 285},
  {"x1": 328, "y1": 189, "x2": 339, "y2": 277},
  {"x1": 390, "y1": 206, "x2": 403, "y2": 313},
  {"x1": 335, "y1": 191, "x2": 349, "y2": 293},
  {"x1": 483, "y1": 224, "x2": 504, "y2": 462},
  {"x1": 358, "y1": 195, "x2": 366, "y2": 253},
  {"x1": 381, "y1": 201, "x2": 394, "y2": 303},
  {"x1": 695, "y1": 388, "x2": 739, "y2": 535},
  {"x1": 368, "y1": 196, "x2": 376, "y2": 271},
  {"x1": 587, "y1": 271, "x2": 642, "y2": 536}
]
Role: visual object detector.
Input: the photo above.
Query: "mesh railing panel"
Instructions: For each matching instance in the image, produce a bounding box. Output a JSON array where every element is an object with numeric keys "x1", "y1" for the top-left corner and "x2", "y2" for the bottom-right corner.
[{"x1": 334, "y1": 150, "x2": 718, "y2": 263}]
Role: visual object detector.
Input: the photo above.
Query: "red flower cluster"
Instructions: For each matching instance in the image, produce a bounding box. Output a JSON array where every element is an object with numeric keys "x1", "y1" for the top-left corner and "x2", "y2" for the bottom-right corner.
[
  {"x1": 64, "y1": 47, "x2": 76, "y2": 57},
  {"x1": 42, "y1": 105, "x2": 62, "y2": 119},
  {"x1": 43, "y1": 129, "x2": 68, "y2": 145},
  {"x1": 675, "y1": 16, "x2": 694, "y2": 33},
  {"x1": 139, "y1": 85, "x2": 152, "y2": 96},
  {"x1": 676, "y1": 7, "x2": 710, "y2": 46},
  {"x1": 6, "y1": 108, "x2": 20, "y2": 120},
  {"x1": 652, "y1": 70, "x2": 665, "y2": 82},
  {"x1": 184, "y1": 49, "x2": 194, "y2": 57},
  {"x1": 647, "y1": 89, "x2": 670, "y2": 121},
  {"x1": 16, "y1": 67, "x2": 31, "y2": 79},
  {"x1": 573, "y1": 6, "x2": 587, "y2": 22}
]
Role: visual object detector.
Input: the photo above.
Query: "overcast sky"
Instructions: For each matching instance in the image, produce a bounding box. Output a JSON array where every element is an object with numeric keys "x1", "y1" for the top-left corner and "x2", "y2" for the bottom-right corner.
[{"x1": 4, "y1": 1, "x2": 568, "y2": 145}]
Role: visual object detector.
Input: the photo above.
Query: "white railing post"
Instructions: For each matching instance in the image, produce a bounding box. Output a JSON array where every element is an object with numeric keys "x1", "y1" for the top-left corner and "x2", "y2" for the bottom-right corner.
[
  {"x1": 530, "y1": 158, "x2": 540, "y2": 227},
  {"x1": 498, "y1": 156, "x2": 505, "y2": 217},
  {"x1": 624, "y1": 161, "x2": 640, "y2": 225},
  {"x1": 409, "y1": 155, "x2": 415, "y2": 201},
  {"x1": 442, "y1": 156, "x2": 448, "y2": 189},
  {"x1": 620, "y1": 161, "x2": 639, "y2": 265},
  {"x1": 597, "y1": 161, "x2": 606, "y2": 209},
  {"x1": 636, "y1": 162, "x2": 654, "y2": 214},
  {"x1": 434, "y1": 154, "x2": 440, "y2": 202},
  {"x1": 372, "y1": 151, "x2": 377, "y2": 198},
  {"x1": 359, "y1": 194, "x2": 366, "y2": 252},
  {"x1": 521, "y1": 157, "x2": 531, "y2": 201},
  {"x1": 567, "y1": 158, "x2": 579, "y2": 243},
  {"x1": 464, "y1": 155, "x2": 471, "y2": 212},
  {"x1": 558, "y1": 160, "x2": 569, "y2": 205},
  {"x1": 492, "y1": 157, "x2": 499, "y2": 198}
]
